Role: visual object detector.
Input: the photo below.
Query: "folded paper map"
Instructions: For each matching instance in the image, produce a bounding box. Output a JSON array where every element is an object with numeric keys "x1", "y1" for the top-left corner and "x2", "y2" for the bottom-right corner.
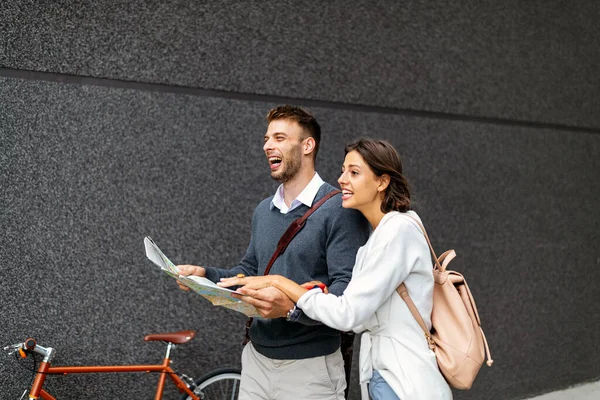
[{"x1": 144, "y1": 236, "x2": 260, "y2": 317}]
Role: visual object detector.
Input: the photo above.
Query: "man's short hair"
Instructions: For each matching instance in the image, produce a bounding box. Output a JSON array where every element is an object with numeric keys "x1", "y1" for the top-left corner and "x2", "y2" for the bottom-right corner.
[{"x1": 266, "y1": 105, "x2": 321, "y2": 160}]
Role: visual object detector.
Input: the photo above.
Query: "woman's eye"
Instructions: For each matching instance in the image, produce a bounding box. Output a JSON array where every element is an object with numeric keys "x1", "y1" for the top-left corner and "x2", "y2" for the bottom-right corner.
[{"x1": 351, "y1": 171, "x2": 358, "y2": 176}]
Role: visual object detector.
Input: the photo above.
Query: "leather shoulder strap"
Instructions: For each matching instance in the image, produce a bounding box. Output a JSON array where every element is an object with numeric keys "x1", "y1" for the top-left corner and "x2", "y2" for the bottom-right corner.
[
  {"x1": 263, "y1": 189, "x2": 341, "y2": 276},
  {"x1": 396, "y1": 214, "x2": 437, "y2": 344},
  {"x1": 397, "y1": 283, "x2": 430, "y2": 334},
  {"x1": 403, "y1": 214, "x2": 441, "y2": 270},
  {"x1": 398, "y1": 283, "x2": 436, "y2": 349}
]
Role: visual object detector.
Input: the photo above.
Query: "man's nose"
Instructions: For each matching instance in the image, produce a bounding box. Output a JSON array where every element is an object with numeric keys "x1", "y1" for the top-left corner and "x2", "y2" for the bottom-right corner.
[{"x1": 263, "y1": 138, "x2": 272, "y2": 152}]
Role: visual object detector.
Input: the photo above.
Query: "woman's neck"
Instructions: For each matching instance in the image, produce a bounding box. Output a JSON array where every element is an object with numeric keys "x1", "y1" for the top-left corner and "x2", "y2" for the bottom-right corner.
[{"x1": 361, "y1": 205, "x2": 387, "y2": 231}]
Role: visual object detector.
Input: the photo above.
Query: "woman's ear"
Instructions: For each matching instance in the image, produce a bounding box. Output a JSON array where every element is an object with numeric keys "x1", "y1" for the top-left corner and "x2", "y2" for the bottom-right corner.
[
  {"x1": 303, "y1": 137, "x2": 316, "y2": 156},
  {"x1": 378, "y1": 174, "x2": 391, "y2": 193}
]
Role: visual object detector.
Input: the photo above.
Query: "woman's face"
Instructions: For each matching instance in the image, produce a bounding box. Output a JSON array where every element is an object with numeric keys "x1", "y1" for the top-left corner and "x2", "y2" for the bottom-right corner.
[{"x1": 337, "y1": 150, "x2": 382, "y2": 212}]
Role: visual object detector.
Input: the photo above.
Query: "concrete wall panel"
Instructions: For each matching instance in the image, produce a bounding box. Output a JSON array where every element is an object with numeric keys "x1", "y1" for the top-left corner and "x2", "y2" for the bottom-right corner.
[
  {"x1": 1, "y1": 77, "x2": 598, "y2": 398},
  {"x1": 2, "y1": 0, "x2": 599, "y2": 128}
]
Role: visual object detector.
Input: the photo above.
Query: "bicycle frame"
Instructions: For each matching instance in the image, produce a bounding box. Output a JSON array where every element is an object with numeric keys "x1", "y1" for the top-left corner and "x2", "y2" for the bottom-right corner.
[{"x1": 22, "y1": 337, "x2": 200, "y2": 400}]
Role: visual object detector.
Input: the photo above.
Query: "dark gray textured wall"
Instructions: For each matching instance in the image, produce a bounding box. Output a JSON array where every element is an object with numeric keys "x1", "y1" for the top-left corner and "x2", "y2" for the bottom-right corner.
[
  {"x1": 2, "y1": 0, "x2": 599, "y2": 128},
  {"x1": 1, "y1": 1, "x2": 599, "y2": 399}
]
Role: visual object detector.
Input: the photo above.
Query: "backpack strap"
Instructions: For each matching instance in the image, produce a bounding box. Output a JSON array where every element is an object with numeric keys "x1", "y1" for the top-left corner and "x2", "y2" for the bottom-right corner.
[
  {"x1": 396, "y1": 283, "x2": 436, "y2": 350},
  {"x1": 402, "y1": 214, "x2": 443, "y2": 270},
  {"x1": 263, "y1": 189, "x2": 341, "y2": 275},
  {"x1": 396, "y1": 214, "x2": 441, "y2": 348}
]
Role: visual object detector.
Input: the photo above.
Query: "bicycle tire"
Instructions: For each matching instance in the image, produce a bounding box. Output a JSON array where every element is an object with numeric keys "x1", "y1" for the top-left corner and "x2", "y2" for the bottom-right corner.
[{"x1": 180, "y1": 367, "x2": 242, "y2": 400}]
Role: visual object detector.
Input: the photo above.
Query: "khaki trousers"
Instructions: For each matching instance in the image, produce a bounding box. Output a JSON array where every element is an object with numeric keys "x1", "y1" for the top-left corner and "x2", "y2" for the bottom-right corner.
[{"x1": 239, "y1": 342, "x2": 346, "y2": 400}]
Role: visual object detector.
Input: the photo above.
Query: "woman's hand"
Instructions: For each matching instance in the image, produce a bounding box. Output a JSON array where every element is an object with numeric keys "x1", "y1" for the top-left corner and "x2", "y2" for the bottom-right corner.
[
  {"x1": 219, "y1": 274, "x2": 309, "y2": 304},
  {"x1": 218, "y1": 275, "x2": 276, "y2": 291},
  {"x1": 218, "y1": 275, "x2": 294, "y2": 318}
]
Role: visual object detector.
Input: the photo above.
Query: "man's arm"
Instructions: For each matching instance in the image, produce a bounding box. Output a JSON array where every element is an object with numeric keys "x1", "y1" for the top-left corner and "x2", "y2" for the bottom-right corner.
[{"x1": 203, "y1": 246, "x2": 259, "y2": 282}]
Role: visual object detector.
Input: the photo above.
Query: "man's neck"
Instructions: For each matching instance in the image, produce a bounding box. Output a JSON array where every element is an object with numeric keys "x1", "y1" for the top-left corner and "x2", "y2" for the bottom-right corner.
[{"x1": 282, "y1": 168, "x2": 316, "y2": 207}]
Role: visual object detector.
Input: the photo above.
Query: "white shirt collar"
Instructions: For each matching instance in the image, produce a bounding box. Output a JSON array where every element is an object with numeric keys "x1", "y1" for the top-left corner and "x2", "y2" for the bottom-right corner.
[{"x1": 271, "y1": 172, "x2": 325, "y2": 214}]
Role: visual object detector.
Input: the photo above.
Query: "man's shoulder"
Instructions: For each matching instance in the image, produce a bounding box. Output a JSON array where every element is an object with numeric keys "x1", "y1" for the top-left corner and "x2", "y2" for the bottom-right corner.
[
  {"x1": 313, "y1": 184, "x2": 370, "y2": 246},
  {"x1": 249, "y1": 195, "x2": 275, "y2": 217},
  {"x1": 312, "y1": 183, "x2": 341, "y2": 209},
  {"x1": 315, "y1": 182, "x2": 339, "y2": 199},
  {"x1": 258, "y1": 195, "x2": 275, "y2": 207},
  {"x1": 315, "y1": 184, "x2": 368, "y2": 224}
]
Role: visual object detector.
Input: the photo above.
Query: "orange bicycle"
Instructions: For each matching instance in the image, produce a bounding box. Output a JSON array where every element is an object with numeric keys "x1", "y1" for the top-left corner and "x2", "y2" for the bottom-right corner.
[{"x1": 4, "y1": 330, "x2": 241, "y2": 400}]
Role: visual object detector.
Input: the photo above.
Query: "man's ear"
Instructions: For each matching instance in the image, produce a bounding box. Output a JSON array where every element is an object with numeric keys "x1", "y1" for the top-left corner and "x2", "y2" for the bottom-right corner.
[
  {"x1": 378, "y1": 174, "x2": 391, "y2": 193},
  {"x1": 303, "y1": 137, "x2": 316, "y2": 156}
]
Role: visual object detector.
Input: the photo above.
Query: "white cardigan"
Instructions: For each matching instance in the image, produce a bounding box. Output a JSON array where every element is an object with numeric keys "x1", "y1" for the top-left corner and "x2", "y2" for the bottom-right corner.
[{"x1": 297, "y1": 211, "x2": 452, "y2": 400}]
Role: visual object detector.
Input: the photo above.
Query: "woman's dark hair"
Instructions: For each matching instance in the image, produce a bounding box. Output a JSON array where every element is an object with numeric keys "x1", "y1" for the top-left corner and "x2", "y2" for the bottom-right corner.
[{"x1": 345, "y1": 138, "x2": 411, "y2": 213}]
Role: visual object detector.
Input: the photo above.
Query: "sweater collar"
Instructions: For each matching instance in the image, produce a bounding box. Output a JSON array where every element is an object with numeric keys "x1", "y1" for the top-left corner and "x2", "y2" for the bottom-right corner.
[{"x1": 270, "y1": 172, "x2": 325, "y2": 214}]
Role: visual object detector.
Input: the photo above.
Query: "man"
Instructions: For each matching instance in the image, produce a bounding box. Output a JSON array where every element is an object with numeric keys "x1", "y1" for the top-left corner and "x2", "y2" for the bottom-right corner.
[{"x1": 177, "y1": 105, "x2": 369, "y2": 400}]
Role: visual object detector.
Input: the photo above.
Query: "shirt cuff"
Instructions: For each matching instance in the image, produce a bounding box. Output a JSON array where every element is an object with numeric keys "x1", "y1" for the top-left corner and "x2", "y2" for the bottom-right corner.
[{"x1": 296, "y1": 287, "x2": 322, "y2": 310}]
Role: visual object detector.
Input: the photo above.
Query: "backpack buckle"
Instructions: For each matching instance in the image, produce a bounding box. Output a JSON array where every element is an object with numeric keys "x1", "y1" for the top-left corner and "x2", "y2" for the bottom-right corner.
[{"x1": 425, "y1": 334, "x2": 436, "y2": 351}]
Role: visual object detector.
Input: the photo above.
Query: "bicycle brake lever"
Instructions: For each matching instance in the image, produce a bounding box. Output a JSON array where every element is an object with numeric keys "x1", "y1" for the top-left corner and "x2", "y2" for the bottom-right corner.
[{"x1": 3, "y1": 343, "x2": 23, "y2": 356}]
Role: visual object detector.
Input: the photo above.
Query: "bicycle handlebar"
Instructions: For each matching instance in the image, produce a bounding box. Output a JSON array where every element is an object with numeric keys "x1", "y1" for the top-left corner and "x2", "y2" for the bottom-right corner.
[
  {"x1": 3, "y1": 342, "x2": 24, "y2": 355},
  {"x1": 3, "y1": 338, "x2": 55, "y2": 362},
  {"x1": 24, "y1": 338, "x2": 37, "y2": 350}
]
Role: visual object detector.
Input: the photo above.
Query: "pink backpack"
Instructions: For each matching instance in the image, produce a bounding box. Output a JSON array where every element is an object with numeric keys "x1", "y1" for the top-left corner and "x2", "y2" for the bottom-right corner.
[{"x1": 397, "y1": 215, "x2": 493, "y2": 389}]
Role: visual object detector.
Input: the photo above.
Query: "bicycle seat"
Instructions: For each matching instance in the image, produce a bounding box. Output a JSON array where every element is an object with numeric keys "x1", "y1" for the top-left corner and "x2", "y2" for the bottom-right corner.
[{"x1": 144, "y1": 330, "x2": 196, "y2": 344}]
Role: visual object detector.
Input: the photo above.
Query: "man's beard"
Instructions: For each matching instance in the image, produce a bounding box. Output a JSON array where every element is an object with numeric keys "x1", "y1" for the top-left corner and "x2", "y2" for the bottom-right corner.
[{"x1": 271, "y1": 146, "x2": 302, "y2": 183}]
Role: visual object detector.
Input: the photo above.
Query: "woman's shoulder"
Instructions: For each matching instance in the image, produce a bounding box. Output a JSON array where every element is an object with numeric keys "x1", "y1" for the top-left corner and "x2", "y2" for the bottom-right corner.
[
  {"x1": 374, "y1": 211, "x2": 427, "y2": 249},
  {"x1": 381, "y1": 210, "x2": 423, "y2": 232}
]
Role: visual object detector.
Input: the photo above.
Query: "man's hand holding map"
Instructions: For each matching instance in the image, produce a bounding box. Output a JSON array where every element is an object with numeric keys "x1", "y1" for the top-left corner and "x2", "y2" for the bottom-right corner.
[{"x1": 144, "y1": 236, "x2": 260, "y2": 317}]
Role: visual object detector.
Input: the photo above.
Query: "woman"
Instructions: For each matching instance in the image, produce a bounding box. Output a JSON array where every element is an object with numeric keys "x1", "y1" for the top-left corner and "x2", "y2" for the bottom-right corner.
[{"x1": 219, "y1": 138, "x2": 452, "y2": 400}]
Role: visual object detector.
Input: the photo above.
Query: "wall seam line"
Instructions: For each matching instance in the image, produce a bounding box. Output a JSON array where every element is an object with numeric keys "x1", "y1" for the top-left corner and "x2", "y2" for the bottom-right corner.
[{"x1": 1, "y1": 67, "x2": 598, "y2": 135}]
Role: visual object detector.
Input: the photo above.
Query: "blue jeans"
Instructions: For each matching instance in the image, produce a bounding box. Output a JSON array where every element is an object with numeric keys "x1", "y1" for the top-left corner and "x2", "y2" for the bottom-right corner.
[{"x1": 368, "y1": 370, "x2": 400, "y2": 400}]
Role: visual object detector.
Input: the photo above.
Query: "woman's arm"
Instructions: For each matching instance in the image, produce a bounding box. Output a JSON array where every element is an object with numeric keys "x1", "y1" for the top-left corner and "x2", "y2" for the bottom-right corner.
[
  {"x1": 221, "y1": 216, "x2": 427, "y2": 331},
  {"x1": 296, "y1": 218, "x2": 425, "y2": 331}
]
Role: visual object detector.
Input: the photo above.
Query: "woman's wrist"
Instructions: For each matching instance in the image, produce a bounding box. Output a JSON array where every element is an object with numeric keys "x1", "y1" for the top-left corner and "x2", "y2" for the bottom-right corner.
[
  {"x1": 271, "y1": 276, "x2": 292, "y2": 293},
  {"x1": 271, "y1": 276, "x2": 308, "y2": 303}
]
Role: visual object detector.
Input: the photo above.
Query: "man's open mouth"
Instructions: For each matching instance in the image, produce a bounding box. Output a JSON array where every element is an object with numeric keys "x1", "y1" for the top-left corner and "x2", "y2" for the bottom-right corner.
[{"x1": 269, "y1": 157, "x2": 282, "y2": 169}]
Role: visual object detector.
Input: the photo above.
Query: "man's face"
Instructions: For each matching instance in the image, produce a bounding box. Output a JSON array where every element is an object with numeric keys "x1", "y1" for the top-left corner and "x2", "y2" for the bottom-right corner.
[{"x1": 263, "y1": 119, "x2": 306, "y2": 183}]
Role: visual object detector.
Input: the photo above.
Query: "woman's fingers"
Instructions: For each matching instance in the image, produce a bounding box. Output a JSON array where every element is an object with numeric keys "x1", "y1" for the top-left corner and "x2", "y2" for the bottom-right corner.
[
  {"x1": 218, "y1": 276, "x2": 272, "y2": 290},
  {"x1": 217, "y1": 276, "x2": 249, "y2": 287},
  {"x1": 232, "y1": 286, "x2": 256, "y2": 297}
]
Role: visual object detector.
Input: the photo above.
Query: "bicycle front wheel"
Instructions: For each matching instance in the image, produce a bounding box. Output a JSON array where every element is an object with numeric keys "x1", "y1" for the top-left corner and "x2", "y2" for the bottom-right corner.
[{"x1": 180, "y1": 368, "x2": 241, "y2": 400}]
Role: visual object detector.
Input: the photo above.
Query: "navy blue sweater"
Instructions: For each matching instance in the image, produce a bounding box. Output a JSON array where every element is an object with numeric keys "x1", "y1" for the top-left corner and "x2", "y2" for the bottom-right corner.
[{"x1": 204, "y1": 183, "x2": 370, "y2": 359}]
